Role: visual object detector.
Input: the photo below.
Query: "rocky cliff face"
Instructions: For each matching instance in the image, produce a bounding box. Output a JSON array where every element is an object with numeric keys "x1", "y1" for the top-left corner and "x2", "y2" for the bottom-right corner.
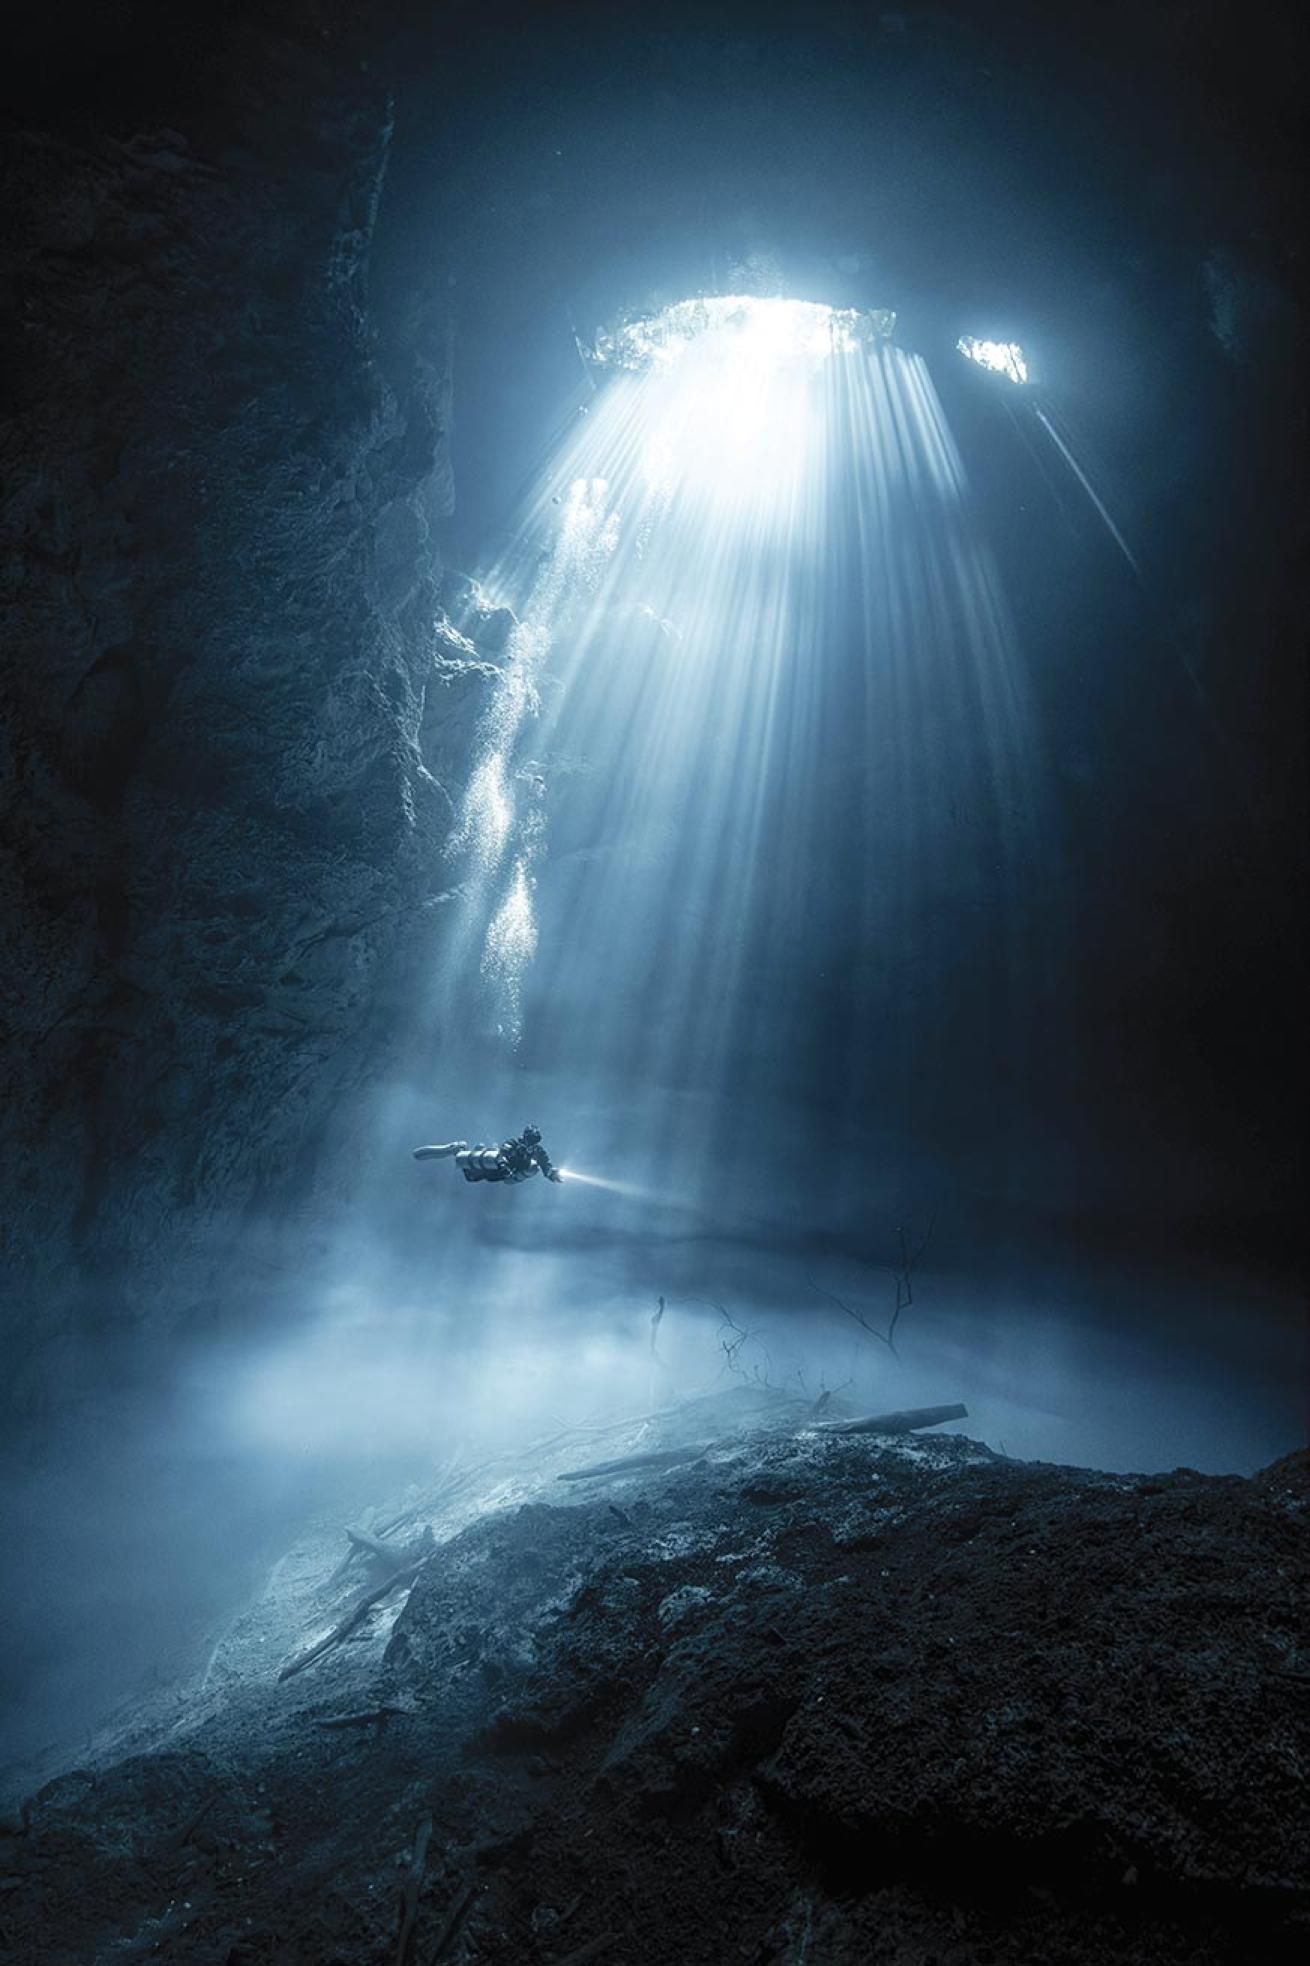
[{"x1": 0, "y1": 26, "x2": 488, "y2": 1370}]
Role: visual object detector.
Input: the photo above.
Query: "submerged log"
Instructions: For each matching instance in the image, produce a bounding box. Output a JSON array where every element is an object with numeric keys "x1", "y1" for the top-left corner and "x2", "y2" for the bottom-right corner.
[
  {"x1": 329, "y1": 1522, "x2": 435, "y2": 1586},
  {"x1": 824, "y1": 1403, "x2": 967, "y2": 1436},
  {"x1": 557, "y1": 1444, "x2": 711, "y2": 1483},
  {"x1": 350, "y1": 1525, "x2": 435, "y2": 1567},
  {"x1": 346, "y1": 1528, "x2": 407, "y2": 1565},
  {"x1": 279, "y1": 1557, "x2": 429, "y2": 1682}
]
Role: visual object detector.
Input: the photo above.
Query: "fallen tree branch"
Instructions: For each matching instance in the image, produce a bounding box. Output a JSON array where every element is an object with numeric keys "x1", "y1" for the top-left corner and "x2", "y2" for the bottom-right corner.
[
  {"x1": 558, "y1": 1444, "x2": 711, "y2": 1483},
  {"x1": 375, "y1": 1389, "x2": 797, "y2": 1538},
  {"x1": 376, "y1": 1460, "x2": 490, "y2": 1539},
  {"x1": 346, "y1": 1528, "x2": 408, "y2": 1565},
  {"x1": 373, "y1": 1380, "x2": 864, "y2": 1538},
  {"x1": 278, "y1": 1558, "x2": 429, "y2": 1682},
  {"x1": 395, "y1": 1814, "x2": 433, "y2": 1966},
  {"x1": 329, "y1": 1523, "x2": 435, "y2": 1587},
  {"x1": 431, "y1": 1880, "x2": 478, "y2": 1961},
  {"x1": 821, "y1": 1403, "x2": 967, "y2": 1436}
]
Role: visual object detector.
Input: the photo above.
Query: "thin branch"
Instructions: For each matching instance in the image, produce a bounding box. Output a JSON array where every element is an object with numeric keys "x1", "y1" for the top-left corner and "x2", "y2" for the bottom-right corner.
[
  {"x1": 809, "y1": 1210, "x2": 936, "y2": 1360},
  {"x1": 431, "y1": 1881, "x2": 479, "y2": 1962},
  {"x1": 713, "y1": 1303, "x2": 774, "y2": 1385},
  {"x1": 806, "y1": 1275, "x2": 900, "y2": 1356},
  {"x1": 717, "y1": 1303, "x2": 750, "y2": 1373}
]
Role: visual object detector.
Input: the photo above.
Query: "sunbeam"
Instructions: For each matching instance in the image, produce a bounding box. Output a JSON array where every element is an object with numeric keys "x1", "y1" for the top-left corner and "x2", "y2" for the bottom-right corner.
[
  {"x1": 1034, "y1": 404, "x2": 1141, "y2": 577},
  {"x1": 428, "y1": 295, "x2": 1060, "y2": 1222}
]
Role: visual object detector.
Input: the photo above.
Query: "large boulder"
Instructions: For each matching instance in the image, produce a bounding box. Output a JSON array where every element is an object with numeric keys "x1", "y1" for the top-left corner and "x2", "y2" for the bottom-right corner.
[{"x1": 3, "y1": 1430, "x2": 1305, "y2": 1963}]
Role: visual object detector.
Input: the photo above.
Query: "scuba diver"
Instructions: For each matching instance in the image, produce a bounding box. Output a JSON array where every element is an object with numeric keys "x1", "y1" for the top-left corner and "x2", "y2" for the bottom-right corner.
[{"x1": 413, "y1": 1124, "x2": 562, "y2": 1186}]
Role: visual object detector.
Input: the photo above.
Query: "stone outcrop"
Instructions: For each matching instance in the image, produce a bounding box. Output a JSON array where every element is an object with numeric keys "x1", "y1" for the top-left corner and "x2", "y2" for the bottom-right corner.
[
  {"x1": 0, "y1": 30, "x2": 489, "y2": 1366},
  {"x1": 3, "y1": 1418, "x2": 1305, "y2": 1963}
]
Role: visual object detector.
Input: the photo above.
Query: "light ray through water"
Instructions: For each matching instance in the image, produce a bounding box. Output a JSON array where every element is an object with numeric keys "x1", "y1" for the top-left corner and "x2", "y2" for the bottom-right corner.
[
  {"x1": 1033, "y1": 404, "x2": 1140, "y2": 577},
  {"x1": 431, "y1": 298, "x2": 1062, "y2": 1223}
]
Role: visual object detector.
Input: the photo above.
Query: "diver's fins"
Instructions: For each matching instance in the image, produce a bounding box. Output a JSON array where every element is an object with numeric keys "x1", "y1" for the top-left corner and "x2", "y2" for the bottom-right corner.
[{"x1": 413, "y1": 1141, "x2": 468, "y2": 1160}]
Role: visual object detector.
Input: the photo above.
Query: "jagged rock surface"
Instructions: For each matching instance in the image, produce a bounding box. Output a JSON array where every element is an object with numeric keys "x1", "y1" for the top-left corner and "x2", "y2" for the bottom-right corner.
[
  {"x1": 0, "y1": 38, "x2": 490, "y2": 1361},
  {"x1": 4, "y1": 1429, "x2": 1305, "y2": 1964}
]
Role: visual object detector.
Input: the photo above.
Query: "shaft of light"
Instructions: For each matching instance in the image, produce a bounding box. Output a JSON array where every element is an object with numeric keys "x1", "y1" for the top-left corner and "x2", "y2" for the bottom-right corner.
[
  {"x1": 1034, "y1": 406, "x2": 1140, "y2": 577},
  {"x1": 427, "y1": 298, "x2": 1058, "y2": 1215}
]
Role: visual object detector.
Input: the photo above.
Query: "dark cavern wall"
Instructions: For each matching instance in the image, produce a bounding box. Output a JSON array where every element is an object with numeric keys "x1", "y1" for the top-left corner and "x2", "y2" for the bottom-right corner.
[{"x1": 0, "y1": 5, "x2": 499, "y2": 1388}]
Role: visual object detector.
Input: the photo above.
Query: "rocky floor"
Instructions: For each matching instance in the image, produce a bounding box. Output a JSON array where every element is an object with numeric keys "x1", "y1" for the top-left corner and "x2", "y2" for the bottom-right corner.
[{"x1": 2, "y1": 1392, "x2": 1305, "y2": 1964}]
